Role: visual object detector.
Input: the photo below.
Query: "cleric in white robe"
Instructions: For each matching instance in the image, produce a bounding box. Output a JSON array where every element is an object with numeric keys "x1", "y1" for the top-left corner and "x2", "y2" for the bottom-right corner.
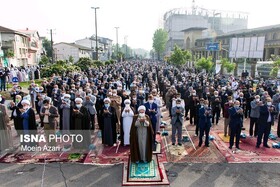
[{"x1": 121, "y1": 99, "x2": 134, "y2": 146}]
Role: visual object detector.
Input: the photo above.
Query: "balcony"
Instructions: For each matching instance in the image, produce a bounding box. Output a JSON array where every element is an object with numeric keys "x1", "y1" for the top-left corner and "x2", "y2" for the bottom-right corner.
[{"x1": 1, "y1": 40, "x2": 14, "y2": 48}]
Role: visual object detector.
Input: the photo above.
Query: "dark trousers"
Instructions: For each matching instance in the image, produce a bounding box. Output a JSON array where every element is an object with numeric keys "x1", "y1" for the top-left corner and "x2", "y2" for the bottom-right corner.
[
  {"x1": 212, "y1": 109, "x2": 220, "y2": 124},
  {"x1": 249, "y1": 117, "x2": 259, "y2": 136},
  {"x1": 199, "y1": 125, "x2": 210, "y2": 146},
  {"x1": 245, "y1": 106, "x2": 250, "y2": 118},
  {"x1": 90, "y1": 114, "x2": 95, "y2": 130},
  {"x1": 257, "y1": 122, "x2": 272, "y2": 146},
  {"x1": 195, "y1": 118, "x2": 199, "y2": 135},
  {"x1": 185, "y1": 106, "x2": 189, "y2": 118},
  {"x1": 278, "y1": 117, "x2": 280, "y2": 137},
  {"x1": 190, "y1": 108, "x2": 197, "y2": 125},
  {"x1": 229, "y1": 126, "x2": 241, "y2": 148},
  {"x1": 0, "y1": 79, "x2": 6, "y2": 91},
  {"x1": 151, "y1": 121, "x2": 156, "y2": 143}
]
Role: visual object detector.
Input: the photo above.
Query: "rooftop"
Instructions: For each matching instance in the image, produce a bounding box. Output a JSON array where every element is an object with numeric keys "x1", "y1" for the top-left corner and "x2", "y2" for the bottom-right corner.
[
  {"x1": 197, "y1": 24, "x2": 280, "y2": 41},
  {"x1": 54, "y1": 42, "x2": 92, "y2": 50},
  {"x1": 0, "y1": 26, "x2": 28, "y2": 37}
]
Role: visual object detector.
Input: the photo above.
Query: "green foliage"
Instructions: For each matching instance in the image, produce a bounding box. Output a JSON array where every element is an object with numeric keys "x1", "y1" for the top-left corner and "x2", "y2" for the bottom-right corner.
[
  {"x1": 270, "y1": 57, "x2": 280, "y2": 77},
  {"x1": 169, "y1": 45, "x2": 192, "y2": 67},
  {"x1": 195, "y1": 57, "x2": 214, "y2": 73},
  {"x1": 40, "y1": 60, "x2": 80, "y2": 78},
  {"x1": 93, "y1": 60, "x2": 105, "y2": 67},
  {"x1": 75, "y1": 57, "x2": 94, "y2": 71},
  {"x1": 5, "y1": 49, "x2": 14, "y2": 58},
  {"x1": 42, "y1": 39, "x2": 52, "y2": 58},
  {"x1": 152, "y1": 28, "x2": 168, "y2": 60},
  {"x1": 69, "y1": 56, "x2": 74, "y2": 63},
  {"x1": 221, "y1": 58, "x2": 236, "y2": 73},
  {"x1": 39, "y1": 55, "x2": 49, "y2": 66}
]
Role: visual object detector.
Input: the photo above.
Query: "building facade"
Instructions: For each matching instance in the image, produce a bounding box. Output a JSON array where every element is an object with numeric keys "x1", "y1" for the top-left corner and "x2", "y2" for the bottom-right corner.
[
  {"x1": 164, "y1": 7, "x2": 248, "y2": 55},
  {"x1": 187, "y1": 24, "x2": 280, "y2": 77},
  {"x1": 17, "y1": 28, "x2": 43, "y2": 66},
  {"x1": 75, "y1": 36, "x2": 113, "y2": 61},
  {"x1": 0, "y1": 26, "x2": 29, "y2": 67},
  {"x1": 54, "y1": 42, "x2": 92, "y2": 63}
]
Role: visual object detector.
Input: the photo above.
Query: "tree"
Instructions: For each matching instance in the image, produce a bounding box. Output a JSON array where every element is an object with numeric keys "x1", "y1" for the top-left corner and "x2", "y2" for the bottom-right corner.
[
  {"x1": 39, "y1": 55, "x2": 49, "y2": 66},
  {"x1": 40, "y1": 60, "x2": 80, "y2": 78},
  {"x1": 270, "y1": 56, "x2": 280, "y2": 77},
  {"x1": 169, "y1": 45, "x2": 192, "y2": 67},
  {"x1": 195, "y1": 56, "x2": 214, "y2": 73},
  {"x1": 152, "y1": 28, "x2": 168, "y2": 60},
  {"x1": 75, "y1": 57, "x2": 94, "y2": 71},
  {"x1": 221, "y1": 58, "x2": 236, "y2": 74},
  {"x1": 69, "y1": 56, "x2": 74, "y2": 63},
  {"x1": 4, "y1": 49, "x2": 14, "y2": 58},
  {"x1": 42, "y1": 38, "x2": 52, "y2": 58}
]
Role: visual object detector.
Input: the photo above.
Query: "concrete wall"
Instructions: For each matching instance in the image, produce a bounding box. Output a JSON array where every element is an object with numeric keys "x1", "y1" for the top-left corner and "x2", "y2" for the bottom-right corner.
[{"x1": 54, "y1": 44, "x2": 79, "y2": 62}]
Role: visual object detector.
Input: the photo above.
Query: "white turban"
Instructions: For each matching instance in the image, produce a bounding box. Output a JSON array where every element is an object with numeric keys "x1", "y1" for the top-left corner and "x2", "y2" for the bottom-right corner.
[
  {"x1": 124, "y1": 99, "x2": 131, "y2": 104},
  {"x1": 63, "y1": 94, "x2": 70, "y2": 98},
  {"x1": 75, "y1": 98, "x2": 83, "y2": 103},
  {"x1": 21, "y1": 99, "x2": 30, "y2": 105},
  {"x1": 138, "y1": 105, "x2": 146, "y2": 112},
  {"x1": 104, "y1": 98, "x2": 111, "y2": 103}
]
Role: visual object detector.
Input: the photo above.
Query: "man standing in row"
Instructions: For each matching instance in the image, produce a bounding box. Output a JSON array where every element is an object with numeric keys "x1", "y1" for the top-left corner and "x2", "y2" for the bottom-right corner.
[{"x1": 256, "y1": 98, "x2": 277, "y2": 148}]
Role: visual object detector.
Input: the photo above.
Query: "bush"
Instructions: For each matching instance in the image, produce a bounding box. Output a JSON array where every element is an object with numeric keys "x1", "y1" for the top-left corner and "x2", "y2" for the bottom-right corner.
[
  {"x1": 40, "y1": 60, "x2": 80, "y2": 78},
  {"x1": 93, "y1": 60, "x2": 104, "y2": 67},
  {"x1": 75, "y1": 57, "x2": 94, "y2": 71}
]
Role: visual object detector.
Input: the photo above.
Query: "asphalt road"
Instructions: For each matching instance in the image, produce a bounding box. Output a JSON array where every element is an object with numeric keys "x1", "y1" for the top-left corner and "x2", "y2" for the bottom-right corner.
[{"x1": 0, "y1": 163, "x2": 279, "y2": 187}]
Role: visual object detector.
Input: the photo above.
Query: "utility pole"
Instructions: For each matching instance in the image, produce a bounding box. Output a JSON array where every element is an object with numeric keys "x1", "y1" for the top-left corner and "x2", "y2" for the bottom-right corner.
[
  {"x1": 91, "y1": 7, "x2": 99, "y2": 60},
  {"x1": 115, "y1": 27, "x2": 119, "y2": 61},
  {"x1": 50, "y1": 29, "x2": 54, "y2": 63}
]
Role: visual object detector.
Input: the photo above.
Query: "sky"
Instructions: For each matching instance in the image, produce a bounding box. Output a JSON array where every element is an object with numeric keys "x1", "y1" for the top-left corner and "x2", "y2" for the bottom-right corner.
[{"x1": 1, "y1": 0, "x2": 280, "y2": 50}]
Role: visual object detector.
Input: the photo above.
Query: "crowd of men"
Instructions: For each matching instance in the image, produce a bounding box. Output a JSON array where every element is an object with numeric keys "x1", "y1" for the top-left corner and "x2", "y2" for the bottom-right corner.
[{"x1": 1, "y1": 60, "x2": 280, "y2": 155}]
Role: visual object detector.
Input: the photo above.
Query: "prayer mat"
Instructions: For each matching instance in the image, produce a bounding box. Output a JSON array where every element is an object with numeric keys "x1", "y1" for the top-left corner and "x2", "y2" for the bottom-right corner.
[
  {"x1": 212, "y1": 131, "x2": 280, "y2": 163},
  {"x1": 129, "y1": 160, "x2": 156, "y2": 178},
  {"x1": 122, "y1": 155, "x2": 169, "y2": 186},
  {"x1": 0, "y1": 152, "x2": 87, "y2": 164},
  {"x1": 217, "y1": 132, "x2": 242, "y2": 143},
  {"x1": 164, "y1": 132, "x2": 226, "y2": 163}
]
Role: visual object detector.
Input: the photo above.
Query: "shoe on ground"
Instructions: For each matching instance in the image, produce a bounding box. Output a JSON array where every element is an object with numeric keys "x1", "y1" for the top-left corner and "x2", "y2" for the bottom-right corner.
[
  {"x1": 172, "y1": 143, "x2": 175, "y2": 146},
  {"x1": 263, "y1": 145, "x2": 270, "y2": 148},
  {"x1": 256, "y1": 145, "x2": 260, "y2": 148},
  {"x1": 198, "y1": 144, "x2": 202, "y2": 147},
  {"x1": 178, "y1": 143, "x2": 182, "y2": 146},
  {"x1": 229, "y1": 146, "x2": 232, "y2": 149},
  {"x1": 205, "y1": 144, "x2": 209, "y2": 147}
]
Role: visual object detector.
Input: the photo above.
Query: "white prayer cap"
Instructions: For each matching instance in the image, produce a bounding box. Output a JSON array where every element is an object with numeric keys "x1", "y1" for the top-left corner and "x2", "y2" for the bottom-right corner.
[
  {"x1": 124, "y1": 99, "x2": 131, "y2": 104},
  {"x1": 104, "y1": 98, "x2": 111, "y2": 103},
  {"x1": 152, "y1": 89, "x2": 157, "y2": 93},
  {"x1": 138, "y1": 105, "x2": 146, "y2": 112},
  {"x1": 21, "y1": 99, "x2": 30, "y2": 105},
  {"x1": 63, "y1": 94, "x2": 70, "y2": 98},
  {"x1": 75, "y1": 98, "x2": 83, "y2": 103}
]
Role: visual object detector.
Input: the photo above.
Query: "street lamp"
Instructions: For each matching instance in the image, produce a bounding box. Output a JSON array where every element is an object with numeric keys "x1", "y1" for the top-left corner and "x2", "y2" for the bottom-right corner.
[
  {"x1": 114, "y1": 27, "x2": 119, "y2": 61},
  {"x1": 91, "y1": 7, "x2": 99, "y2": 60}
]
